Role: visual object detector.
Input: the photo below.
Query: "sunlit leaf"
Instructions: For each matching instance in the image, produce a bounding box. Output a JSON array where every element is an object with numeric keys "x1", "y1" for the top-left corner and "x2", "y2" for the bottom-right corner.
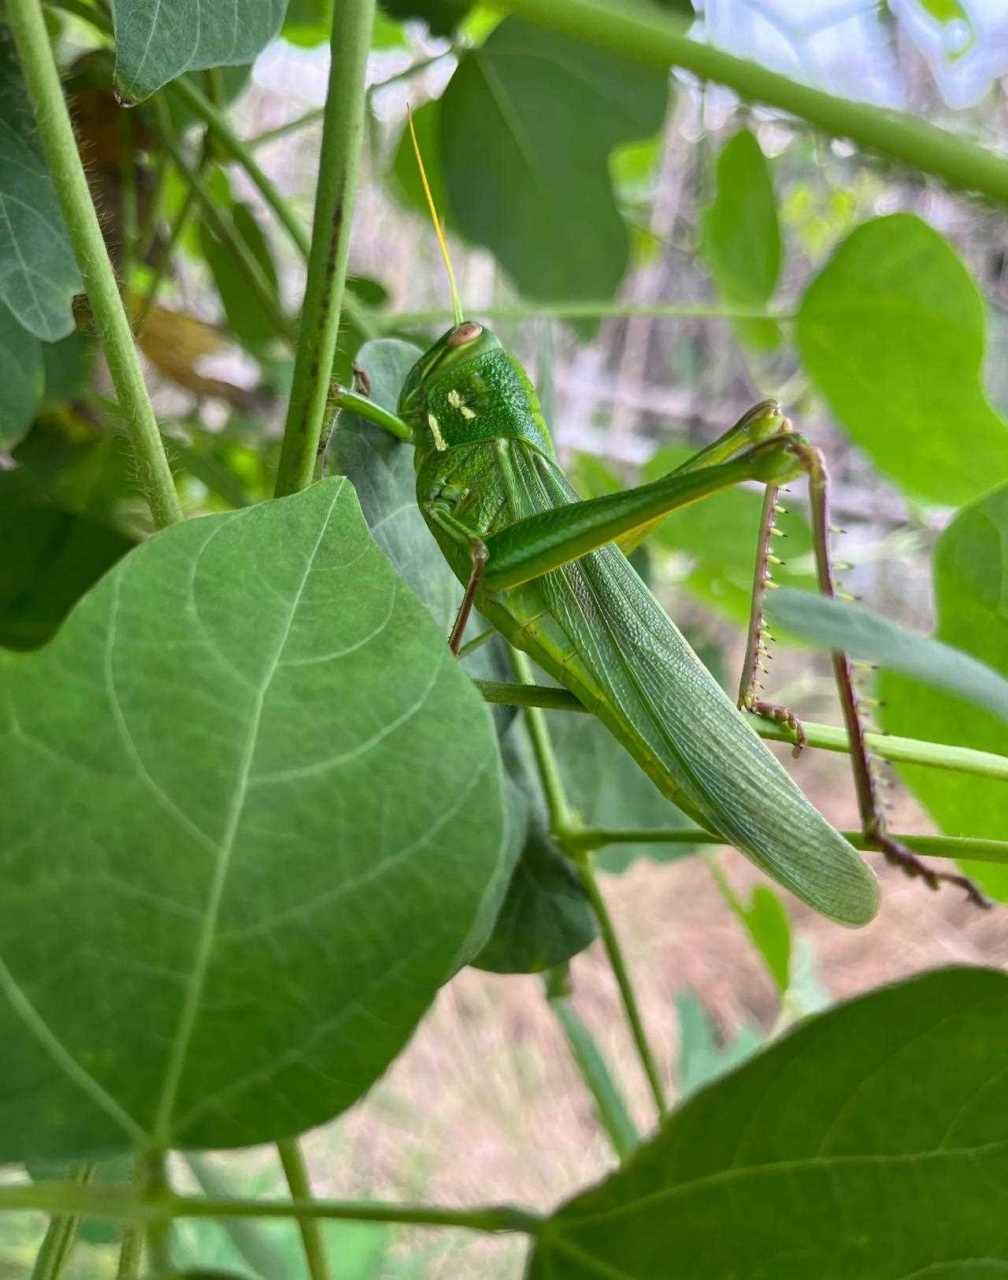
[
  {"x1": 798, "y1": 214, "x2": 1008, "y2": 506},
  {"x1": 0, "y1": 480, "x2": 507, "y2": 1159},
  {"x1": 531, "y1": 967, "x2": 1008, "y2": 1278}
]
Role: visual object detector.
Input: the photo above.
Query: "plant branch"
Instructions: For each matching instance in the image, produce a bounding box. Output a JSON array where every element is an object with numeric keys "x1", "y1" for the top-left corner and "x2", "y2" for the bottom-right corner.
[
  {"x1": 500, "y1": 0, "x2": 1008, "y2": 205},
  {"x1": 563, "y1": 826, "x2": 1008, "y2": 863},
  {"x1": 274, "y1": 0, "x2": 376, "y2": 497},
  {"x1": 391, "y1": 302, "x2": 790, "y2": 326},
  {"x1": 473, "y1": 681, "x2": 1008, "y2": 781},
  {"x1": 510, "y1": 650, "x2": 669, "y2": 1118},
  {"x1": 277, "y1": 1139, "x2": 332, "y2": 1280},
  {"x1": 0, "y1": 1182, "x2": 542, "y2": 1235},
  {"x1": 8, "y1": 0, "x2": 182, "y2": 528}
]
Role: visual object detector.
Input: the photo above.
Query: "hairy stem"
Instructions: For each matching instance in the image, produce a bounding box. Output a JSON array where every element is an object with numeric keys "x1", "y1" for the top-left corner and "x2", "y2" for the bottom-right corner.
[
  {"x1": 274, "y1": 0, "x2": 376, "y2": 496},
  {"x1": 8, "y1": 0, "x2": 181, "y2": 528},
  {"x1": 473, "y1": 681, "x2": 1008, "y2": 781},
  {"x1": 503, "y1": 0, "x2": 1008, "y2": 205},
  {"x1": 277, "y1": 1139, "x2": 332, "y2": 1280}
]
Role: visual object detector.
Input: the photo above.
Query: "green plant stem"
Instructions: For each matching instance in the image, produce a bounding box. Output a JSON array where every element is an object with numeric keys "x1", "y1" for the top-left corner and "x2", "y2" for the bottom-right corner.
[
  {"x1": 0, "y1": 1182, "x2": 542, "y2": 1235},
  {"x1": 510, "y1": 647, "x2": 668, "y2": 1118},
  {"x1": 473, "y1": 681, "x2": 1008, "y2": 781},
  {"x1": 276, "y1": 1139, "x2": 332, "y2": 1280},
  {"x1": 392, "y1": 301, "x2": 789, "y2": 326},
  {"x1": 30, "y1": 1164, "x2": 93, "y2": 1280},
  {"x1": 249, "y1": 106, "x2": 326, "y2": 150},
  {"x1": 500, "y1": 0, "x2": 1008, "y2": 205},
  {"x1": 274, "y1": 0, "x2": 377, "y2": 497},
  {"x1": 509, "y1": 650, "x2": 576, "y2": 832},
  {"x1": 168, "y1": 75, "x2": 311, "y2": 261},
  {"x1": 572, "y1": 848, "x2": 669, "y2": 1116},
  {"x1": 114, "y1": 1224, "x2": 143, "y2": 1279},
  {"x1": 8, "y1": 0, "x2": 181, "y2": 528},
  {"x1": 545, "y1": 967, "x2": 639, "y2": 1159},
  {"x1": 564, "y1": 826, "x2": 1008, "y2": 863},
  {"x1": 158, "y1": 135, "x2": 293, "y2": 345}
]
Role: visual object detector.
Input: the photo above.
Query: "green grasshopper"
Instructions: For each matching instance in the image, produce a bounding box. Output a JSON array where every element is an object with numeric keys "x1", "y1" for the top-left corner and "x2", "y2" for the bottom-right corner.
[{"x1": 334, "y1": 115, "x2": 984, "y2": 925}]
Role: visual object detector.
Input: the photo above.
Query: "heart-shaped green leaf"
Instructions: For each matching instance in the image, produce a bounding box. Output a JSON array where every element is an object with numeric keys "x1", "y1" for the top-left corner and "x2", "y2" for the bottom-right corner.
[
  {"x1": 797, "y1": 214, "x2": 1008, "y2": 506},
  {"x1": 530, "y1": 967, "x2": 1008, "y2": 1278},
  {"x1": 111, "y1": 0, "x2": 286, "y2": 102},
  {"x1": 700, "y1": 128, "x2": 782, "y2": 351},
  {"x1": 0, "y1": 479, "x2": 507, "y2": 1160},
  {"x1": 441, "y1": 18, "x2": 668, "y2": 305}
]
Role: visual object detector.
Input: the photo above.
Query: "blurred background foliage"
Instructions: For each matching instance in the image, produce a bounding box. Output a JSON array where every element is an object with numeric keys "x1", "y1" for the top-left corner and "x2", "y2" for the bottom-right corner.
[{"x1": 2, "y1": 0, "x2": 1008, "y2": 1275}]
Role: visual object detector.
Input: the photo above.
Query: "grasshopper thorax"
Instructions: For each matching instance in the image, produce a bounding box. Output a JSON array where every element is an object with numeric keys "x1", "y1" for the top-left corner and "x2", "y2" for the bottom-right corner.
[{"x1": 399, "y1": 321, "x2": 554, "y2": 462}]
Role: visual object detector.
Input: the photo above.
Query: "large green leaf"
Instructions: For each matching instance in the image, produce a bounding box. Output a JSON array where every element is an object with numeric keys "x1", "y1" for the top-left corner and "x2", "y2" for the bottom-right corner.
[
  {"x1": 768, "y1": 587, "x2": 1008, "y2": 720},
  {"x1": 441, "y1": 18, "x2": 668, "y2": 304},
  {"x1": 111, "y1": 0, "x2": 286, "y2": 102},
  {"x1": 0, "y1": 30, "x2": 82, "y2": 341},
  {"x1": 882, "y1": 484, "x2": 1008, "y2": 900},
  {"x1": 797, "y1": 214, "x2": 1008, "y2": 506},
  {"x1": 530, "y1": 967, "x2": 1008, "y2": 1278},
  {"x1": 0, "y1": 302, "x2": 43, "y2": 448},
  {"x1": 643, "y1": 443, "x2": 815, "y2": 623},
  {"x1": 700, "y1": 128, "x2": 781, "y2": 351},
  {"x1": 0, "y1": 479, "x2": 507, "y2": 1160}
]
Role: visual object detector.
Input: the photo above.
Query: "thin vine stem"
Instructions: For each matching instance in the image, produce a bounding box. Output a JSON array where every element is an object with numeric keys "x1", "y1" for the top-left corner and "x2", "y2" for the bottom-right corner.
[
  {"x1": 503, "y1": 0, "x2": 1008, "y2": 205},
  {"x1": 510, "y1": 649, "x2": 669, "y2": 1119},
  {"x1": 564, "y1": 826, "x2": 1008, "y2": 863},
  {"x1": 276, "y1": 1139, "x2": 332, "y2": 1280},
  {"x1": 472, "y1": 681, "x2": 1008, "y2": 781},
  {"x1": 274, "y1": 0, "x2": 376, "y2": 496},
  {"x1": 0, "y1": 1182, "x2": 542, "y2": 1235},
  {"x1": 7, "y1": 0, "x2": 181, "y2": 528}
]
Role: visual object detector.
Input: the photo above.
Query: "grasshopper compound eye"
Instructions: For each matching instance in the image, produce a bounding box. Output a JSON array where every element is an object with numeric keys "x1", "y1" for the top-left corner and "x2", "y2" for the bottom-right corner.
[{"x1": 447, "y1": 322, "x2": 483, "y2": 347}]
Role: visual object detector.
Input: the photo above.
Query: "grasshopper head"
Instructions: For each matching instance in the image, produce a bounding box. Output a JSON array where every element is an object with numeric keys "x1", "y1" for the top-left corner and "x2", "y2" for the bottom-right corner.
[{"x1": 399, "y1": 322, "x2": 500, "y2": 409}]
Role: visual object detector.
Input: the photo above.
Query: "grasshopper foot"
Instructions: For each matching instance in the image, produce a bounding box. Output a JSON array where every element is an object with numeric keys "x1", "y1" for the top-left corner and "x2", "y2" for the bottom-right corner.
[
  {"x1": 875, "y1": 833, "x2": 992, "y2": 910},
  {"x1": 745, "y1": 698, "x2": 807, "y2": 758}
]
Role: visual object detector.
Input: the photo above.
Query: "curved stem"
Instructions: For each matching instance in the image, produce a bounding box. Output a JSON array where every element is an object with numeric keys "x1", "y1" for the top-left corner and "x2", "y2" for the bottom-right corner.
[
  {"x1": 8, "y1": 0, "x2": 181, "y2": 528},
  {"x1": 472, "y1": 681, "x2": 1008, "y2": 781},
  {"x1": 276, "y1": 1139, "x2": 332, "y2": 1280},
  {"x1": 503, "y1": 0, "x2": 1008, "y2": 205},
  {"x1": 168, "y1": 76, "x2": 312, "y2": 261},
  {"x1": 274, "y1": 0, "x2": 376, "y2": 496}
]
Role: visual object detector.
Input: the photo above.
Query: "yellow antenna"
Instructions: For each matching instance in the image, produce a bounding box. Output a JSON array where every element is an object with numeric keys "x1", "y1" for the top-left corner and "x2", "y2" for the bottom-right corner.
[{"x1": 407, "y1": 105, "x2": 464, "y2": 327}]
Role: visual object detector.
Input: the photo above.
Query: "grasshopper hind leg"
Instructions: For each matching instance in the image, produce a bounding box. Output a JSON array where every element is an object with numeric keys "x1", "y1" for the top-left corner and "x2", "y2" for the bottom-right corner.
[{"x1": 742, "y1": 426, "x2": 990, "y2": 909}]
